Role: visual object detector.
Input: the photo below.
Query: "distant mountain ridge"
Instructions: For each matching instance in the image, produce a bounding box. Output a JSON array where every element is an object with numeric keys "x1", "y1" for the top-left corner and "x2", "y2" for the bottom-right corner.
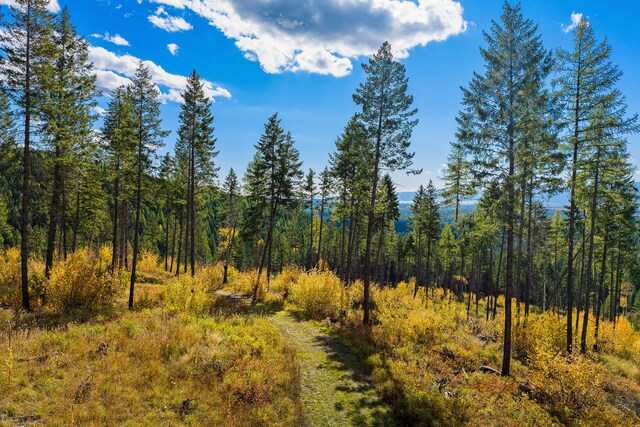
[{"x1": 397, "y1": 182, "x2": 640, "y2": 209}]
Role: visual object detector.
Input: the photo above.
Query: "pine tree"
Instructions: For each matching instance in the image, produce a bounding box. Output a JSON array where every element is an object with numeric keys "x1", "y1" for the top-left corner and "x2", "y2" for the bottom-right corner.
[
  {"x1": 328, "y1": 115, "x2": 373, "y2": 281},
  {"x1": 1, "y1": 0, "x2": 57, "y2": 310},
  {"x1": 442, "y1": 141, "x2": 474, "y2": 224},
  {"x1": 222, "y1": 168, "x2": 240, "y2": 284},
  {"x1": 103, "y1": 86, "x2": 137, "y2": 270},
  {"x1": 303, "y1": 168, "x2": 316, "y2": 269},
  {"x1": 316, "y1": 167, "x2": 332, "y2": 267},
  {"x1": 175, "y1": 70, "x2": 217, "y2": 276},
  {"x1": 128, "y1": 62, "x2": 168, "y2": 309},
  {"x1": 353, "y1": 41, "x2": 418, "y2": 324},
  {"x1": 374, "y1": 174, "x2": 399, "y2": 282},
  {"x1": 459, "y1": 3, "x2": 552, "y2": 375},
  {"x1": 555, "y1": 17, "x2": 639, "y2": 353},
  {"x1": 40, "y1": 6, "x2": 97, "y2": 277},
  {"x1": 246, "y1": 113, "x2": 302, "y2": 299}
]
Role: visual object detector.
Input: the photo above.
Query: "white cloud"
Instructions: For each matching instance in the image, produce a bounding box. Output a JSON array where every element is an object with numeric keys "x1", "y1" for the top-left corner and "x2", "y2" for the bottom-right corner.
[
  {"x1": 148, "y1": 6, "x2": 193, "y2": 32},
  {"x1": 90, "y1": 32, "x2": 131, "y2": 46},
  {"x1": 88, "y1": 45, "x2": 231, "y2": 103},
  {"x1": 167, "y1": 43, "x2": 179, "y2": 56},
  {"x1": 146, "y1": 0, "x2": 467, "y2": 77},
  {"x1": 92, "y1": 106, "x2": 107, "y2": 115},
  {"x1": 562, "y1": 12, "x2": 583, "y2": 33},
  {"x1": 0, "y1": 0, "x2": 59, "y2": 12}
]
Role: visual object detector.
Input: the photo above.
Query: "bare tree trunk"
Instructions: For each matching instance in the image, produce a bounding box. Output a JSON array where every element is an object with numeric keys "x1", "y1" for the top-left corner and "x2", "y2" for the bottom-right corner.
[{"x1": 45, "y1": 146, "x2": 62, "y2": 278}]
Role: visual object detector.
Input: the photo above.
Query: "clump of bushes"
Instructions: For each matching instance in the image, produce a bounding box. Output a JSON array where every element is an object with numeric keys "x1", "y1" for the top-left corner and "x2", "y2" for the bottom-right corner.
[
  {"x1": 165, "y1": 274, "x2": 215, "y2": 315},
  {"x1": 47, "y1": 249, "x2": 127, "y2": 312},
  {"x1": 288, "y1": 269, "x2": 348, "y2": 319}
]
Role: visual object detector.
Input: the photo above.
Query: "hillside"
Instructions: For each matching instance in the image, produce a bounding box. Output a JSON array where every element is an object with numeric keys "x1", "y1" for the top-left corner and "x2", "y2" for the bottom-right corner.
[{"x1": 1, "y1": 255, "x2": 639, "y2": 426}]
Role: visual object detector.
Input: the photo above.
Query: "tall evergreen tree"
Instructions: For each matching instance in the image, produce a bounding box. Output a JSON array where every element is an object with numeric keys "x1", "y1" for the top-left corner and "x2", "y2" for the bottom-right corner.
[
  {"x1": 353, "y1": 41, "x2": 418, "y2": 325},
  {"x1": 103, "y1": 86, "x2": 137, "y2": 270},
  {"x1": 128, "y1": 62, "x2": 168, "y2": 309},
  {"x1": 555, "y1": 17, "x2": 639, "y2": 353},
  {"x1": 175, "y1": 70, "x2": 217, "y2": 276},
  {"x1": 221, "y1": 168, "x2": 240, "y2": 284},
  {"x1": 1, "y1": 0, "x2": 56, "y2": 310},
  {"x1": 303, "y1": 168, "x2": 316, "y2": 269},
  {"x1": 41, "y1": 6, "x2": 97, "y2": 277},
  {"x1": 459, "y1": 3, "x2": 552, "y2": 375}
]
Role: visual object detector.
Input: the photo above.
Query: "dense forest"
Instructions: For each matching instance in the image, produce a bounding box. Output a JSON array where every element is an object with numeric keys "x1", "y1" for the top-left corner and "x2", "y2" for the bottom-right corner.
[{"x1": 1, "y1": 1, "x2": 639, "y2": 425}]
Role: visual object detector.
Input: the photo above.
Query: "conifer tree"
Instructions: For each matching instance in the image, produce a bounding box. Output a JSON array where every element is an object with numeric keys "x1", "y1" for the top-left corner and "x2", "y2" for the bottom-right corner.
[
  {"x1": 128, "y1": 62, "x2": 168, "y2": 309},
  {"x1": 175, "y1": 70, "x2": 217, "y2": 276},
  {"x1": 303, "y1": 169, "x2": 316, "y2": 268},
  {"x1": 103, "y1": 86, "x2": 137, "y2": 270},
  {"x1": 41, "y1": 6, "x2": 97, "y2": 277},
  {"x1": 555, "y1": 17, "x2": 639, "y2": 353},
  {"x1": 316, "y1": 167, "x2": 332, "y2": 267},
  {"x1": 353, "y1": 41, "x2": 418, "y2": 324},
  {"x1": 459, "y1": 3, "x2": 552, "y2": 375},
  {"x1": 246, "y1": 114, "x2": 302, "y2": 299},
  {"x1": 1, "y1": 0, "x2": 56, "y2": 310},
  {"x1": 222, "y1": 168, "x2": 240, "y2": 284}
]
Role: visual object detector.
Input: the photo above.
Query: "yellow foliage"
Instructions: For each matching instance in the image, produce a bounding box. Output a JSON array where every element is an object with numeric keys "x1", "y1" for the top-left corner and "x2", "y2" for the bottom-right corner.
[
  {"x1": 270, "y1": 265, "x2": 303, "y2": 296},
  {"x1": 0, "y1": 248, "x2": 21, "y2": 307},
  {"x1": 288, "y1": 269, "x2": 347, "y2": 320},
  {"x1": 138, "y1": 251, "x2": 160, "y2": 275},
  {"x1": 165, "y1": 274, "x2": 214, "y2": 316},
  {"x1": 47, "y1": 250, "x2": 127, "y2": 312}
]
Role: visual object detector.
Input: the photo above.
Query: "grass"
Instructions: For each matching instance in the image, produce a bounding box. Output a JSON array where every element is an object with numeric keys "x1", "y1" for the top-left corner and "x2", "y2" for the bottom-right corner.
[
  {"x1": 270, "y1": 311, "x2": 398, "y2": 427},
  {"x1": 0, "y1": 304, "x2": 305, "y2": 426},
  {"x1": 1, "y1": 252, "x2": 639, "y2": 426}
]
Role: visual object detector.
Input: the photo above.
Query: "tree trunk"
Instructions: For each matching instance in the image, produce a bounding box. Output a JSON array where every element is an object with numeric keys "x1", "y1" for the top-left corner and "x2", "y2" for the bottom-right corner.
[
  {"x1": 45, "y1": 146, "x2": 62, "y2": 278},
  {"x1": 128, "y1": 131, "x2": 144, "y2": 309},
  {"x1": 593, "y1": 228, "x2": 608, "y2": 351},
  {"x1": 580, "y1": 146, "x2": 601, "y2": 354}
]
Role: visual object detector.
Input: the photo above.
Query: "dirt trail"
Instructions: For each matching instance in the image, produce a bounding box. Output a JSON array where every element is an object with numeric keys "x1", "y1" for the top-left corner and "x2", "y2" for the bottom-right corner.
[{"x1": 269, "y1": 311, "x2": 399, "y2": 427}]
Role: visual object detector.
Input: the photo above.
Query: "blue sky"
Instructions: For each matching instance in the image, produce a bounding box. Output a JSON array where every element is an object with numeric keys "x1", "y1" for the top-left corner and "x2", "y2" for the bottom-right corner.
[{"x1": 4, "y1": 0, "x2": 638, "y2": 191}]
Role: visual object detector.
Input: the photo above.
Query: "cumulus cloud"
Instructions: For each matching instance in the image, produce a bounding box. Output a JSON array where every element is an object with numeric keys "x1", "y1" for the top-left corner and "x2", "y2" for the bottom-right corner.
[
  {"x1": 91, "y1": 32, "x2": 131, "y2": 46},
  {"x1": 167, "y1": 43, "x2": 179, "y2": 55},
  {"x1": 88, "y1": 45, "x2": 231, "y2": 103},
  {"x1": 0, "y1": 0, "x2": 59, "y2": 12},
  {"x1": 148, "y1": 6, "x2": 193, "y2": 32},
  {"x1": 146, "y1": 0, "x2": 467, "y2": 77},
  {"x1": 562, "y1": 12, "x2": 583, "y2": 33}
]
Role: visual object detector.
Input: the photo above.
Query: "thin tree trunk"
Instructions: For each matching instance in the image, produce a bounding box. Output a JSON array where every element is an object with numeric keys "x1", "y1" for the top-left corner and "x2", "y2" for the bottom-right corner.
[
  {"x1": 580, "y1": 146, "x2": 601, "y2": 354},
  {"x1": 20, "y1": 2, "x2": 33, "y2": 311},
  {"x1": 128, "y1": 130, "x2": 144, "y2": 309},
  {"x1": 111, "y1": 168, "x2": 120, "y2": 270},
  {"x1": 593, "y1": 228, "x2": 608, "y2": 351},
  {"x1": 45, "y1": 146, "x2": 62, "y2": 278}
]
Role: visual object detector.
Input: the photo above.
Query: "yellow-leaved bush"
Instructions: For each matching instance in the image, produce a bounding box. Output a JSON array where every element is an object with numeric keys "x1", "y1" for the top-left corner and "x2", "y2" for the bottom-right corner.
[
  {"x1": 47, "y1": 249, "x2": 127, "y2": 312},
  {"x1": 288, "y1": 269, "x2": 348, "y2": 320},
  {"x1": 0, "y1": 248, "x2": 20, "y2": 307},
  {"x1": 165, "y1": 274, "x2": 214, "y2": 315},
  {"x1": 372, "y1": 281, "x2": 468, "y2": 350}
]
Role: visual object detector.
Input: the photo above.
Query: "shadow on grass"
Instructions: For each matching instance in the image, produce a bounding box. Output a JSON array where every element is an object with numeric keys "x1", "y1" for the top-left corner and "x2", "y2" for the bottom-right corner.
[{"x1": 311, "y1": 329, "x2": 401, "y2": 427}]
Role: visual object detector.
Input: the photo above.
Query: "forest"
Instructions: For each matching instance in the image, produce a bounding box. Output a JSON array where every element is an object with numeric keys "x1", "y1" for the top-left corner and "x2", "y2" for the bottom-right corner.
[{"x1": 0, "y1": 0, "x2": 639, "y2": 425}]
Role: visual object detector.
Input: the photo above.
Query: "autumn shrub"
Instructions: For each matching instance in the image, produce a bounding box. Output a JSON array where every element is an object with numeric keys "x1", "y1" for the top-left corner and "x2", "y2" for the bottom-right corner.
[
  {"x1": 270, "y1": 265, "x2": 303, "y2": 296},
  {"x1": 514, "y1": 311, "x2": 566, "y2": 362},
  {"x1": 597, "y1": 316, "x2": 639, "y2": 360},
  {"x1": 530, "y1": 353, "x2": 608, "y2": 423},
  {"x1": 194, "y1": 263, "x2": 227, "y2": 291},
  {"x1": 0, "y1": 248, "x2": 20, "y2": 307},
  {"x1": 288, "y1": 269, "x2": 347, "y2": 319},
  {"x1": 138, "y1": 251, "x2": 160, "y2": 276},
  {"x1": 47, "y1": 250, "x2": 126, "y2": 312},
  {"x1": 165, "y1": 274, "x2": 214, "y2": 315}
]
